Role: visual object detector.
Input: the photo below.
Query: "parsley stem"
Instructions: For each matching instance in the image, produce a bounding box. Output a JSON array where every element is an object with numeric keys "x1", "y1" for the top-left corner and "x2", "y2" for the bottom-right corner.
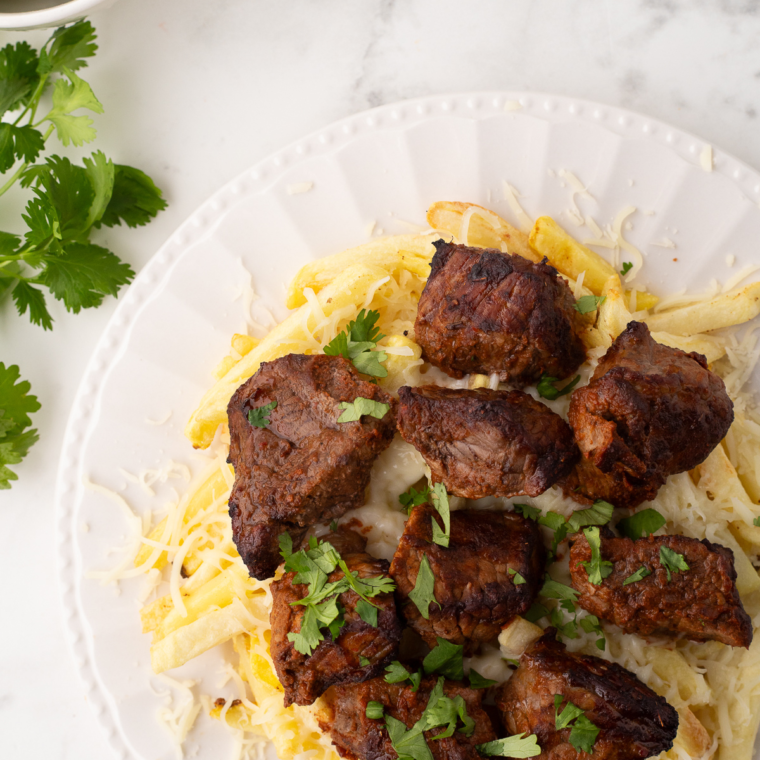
[
  {"x1": 13, "y1": 74, "x2": 49, "y2": 126},
  {"x1": 0, "y1": 125, "x2": 54, "y2": 200}
]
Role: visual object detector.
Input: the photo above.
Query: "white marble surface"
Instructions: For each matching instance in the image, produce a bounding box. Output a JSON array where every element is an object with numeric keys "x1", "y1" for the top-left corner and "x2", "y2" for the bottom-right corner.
[{"x1": 2, "y1": 0, "x2": 760, "y2": 757}]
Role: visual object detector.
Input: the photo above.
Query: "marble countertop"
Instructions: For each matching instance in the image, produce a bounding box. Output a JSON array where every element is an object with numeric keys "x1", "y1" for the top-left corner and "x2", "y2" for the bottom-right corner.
[{"x1": 2, "y1": 0, "x2": 760, "y2": 757}]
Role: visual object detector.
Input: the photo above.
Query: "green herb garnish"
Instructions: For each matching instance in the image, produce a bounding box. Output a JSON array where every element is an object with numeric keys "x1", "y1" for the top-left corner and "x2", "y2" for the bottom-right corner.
[
  {"x1": 659, "y1": 545, "x2": 689, "y2": 582},
  {"x1": 248, "y1": 400, "x2": 277, "y2": 428},
  {"x1": 0, "y1": 363, "x2": 40, "y2": 489},
  {"x1": 476, "y1": 733, "x2": 541, "y2": 758},
  {"x1": 536, "y1": 373, "x2": 581, "y2": 401},
  {"x1": 622, "y1": 566, "x2": 651, "y2": 586},
  {"x1": 617, "y1": 508, "x2": 666, "y2": 540},
  {"x1": 574, "y1": 294, "x2": 606, "y2": 314},
  {"x1": 399, "y1": 484, "x2": 431, "y2": 513},
  {"x1": 580, "y1": 527, "x2": 613, "y2": 585},
  {"x1": 324, "y1": 308, "x2": 388, "y2": 377},
  {"x1": 408, "y1": 555, "x2": 439, "y2": 620},
  {"x1": 337, "y1": 397, "x2": 390, "y2": 422},
  {"x1": 423, "y1": 637, "x2": 464, "y2": 681}
]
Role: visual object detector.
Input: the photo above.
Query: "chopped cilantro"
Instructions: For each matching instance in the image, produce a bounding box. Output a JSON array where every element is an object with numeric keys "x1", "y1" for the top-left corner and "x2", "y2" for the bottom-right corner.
[
  {"x1": 620, "y1": 261, "x2": 633, "y2": 276},
  {"x1": 524, "y1": 602, "x2": 550, "y2": 623},
  {"x1": 399, "y1": 484, "x2": 431, "y2": 513},
  {"x1": 574, "y1": 294, "x2": 606, "y2": 314},
  {"x1": 366, "y1": 701, "x2": 384, "y2": 719},
  {"x1": 617, "y1": 508, "x2": 666, "y2": 539},
  {"x1": 554, "y1": 696, "x2": 600, "y2": 754},
  {"x1": 385, "y1": 714, "x2": 432, "y2": 760},
  {"x1": 539, "y1": 578, "x2": 579, "y2": 605},
  {"x1": 508, "y1": 568, "x2": 527, "y2": 585},
  {"x1": 278, "y1": 532, "x2": 293, "y2": 561},
  {"x1": 579, "y1": 614, "x2": 606, "y2": 651},
  {"x1": 659, "y1": 545, "x2": 689, "y2": 581},
  {"x1": 566, "y1": 500, "x2": 614, "y2": 533},
  {"x1": 512, "y1": 503, "x2": 541, "y2": 521},
  {"x1": 430, "y1": 482, "x2": 451, "y2": 547},
  {"x1": 622, "y1": 566, "x2": 651, "y2": 586},
  {"x1": 360, "y1": 655, "x2": 371, "y2": 667},
  {"x1": 408, "y1": 555, "x2": 439, "y2": 620},
  {"x1": 385, "y1": 661, "x2": 421, "y2": 691},
  {"x1": 324, "y1": 309, "x2": 388, "y2": 377},
  {"x1": 247, "y1": 400, "x2": 277, "y2": 428},
  {"x1": 423, "y1": 638, "x2": 464, "y2": 681},
  {"x1": 538, "y1": 511, "x2": 569, "y2": 560},
  {"x1": 468, "y1": 669, "x2": 497, "y2": 689},
  {"x1": 580, "y1": 527, "x2": 613, "y2": 585},
  {"x1": 476, "y1": 733, "x2": 541, "y2": 758},
  {"x1": 504, "y1": 658, "x2": 521, "y2": 667},
  {"x1": 356, "y1": 598, "x2": 379, "y2": 627},
  {"x1": 550, "y1": 606, "x2": 578, "y2": 640},
  {"x1": 330, "y1": 520, "x2": 338, "y2": 532},
  {"x1": 537, "y1": 373, "x2": 581, "y2": 401},
  {"x1": 337, "y1": 397, "x2": 390, "y2": 422},
  {"x1": 754, "y1": 517, "x2": 760, "y2": 527},
  {"x1": 0, "y1": 363, "x2": 40, "y2": 489}
]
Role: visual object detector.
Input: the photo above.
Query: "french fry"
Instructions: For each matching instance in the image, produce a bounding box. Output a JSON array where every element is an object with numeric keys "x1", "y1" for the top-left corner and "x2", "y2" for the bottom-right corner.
[
  {"x1": 426, "y1": 201, "x2": 539, "y2": 261},
  {"x1": 668, "y1": 707, "x2": 711, "y2": 759},
  {"x1": 141, "y1": 595, "x2": 175, "y2": 634},
  {"x1": 645, "y1": 281, "x2": 760, "y2": 336},
  {"x1": 650, "y1": 331, "x2": 726, "y2": 365},
  {"x1": 213, "y1": 334, "x2": 260, "y2": 380},
  {"x1": 712, "y1": 526, "x2": 760, "y2": 596},
  {"x1": 596, "y1": 275, "x2": 631, "y2": 345},
  {"x1": 285, "y1": 235, "x2": 438, "y2": 309},
  {"x1": 498, "y1": 616, "x2": 543, "y2": 658},
  {"x1": 644, "y1": 647, "x2": 711, "y2": 705},
  {"x1": 186, "y1": 262, "x2": 394, "y2": 448},
  {"x1": 151, "y1": 598, "x2": 255, "y2": 673},
  {"x1": 529, "y1": 216, "x2": 658, "y2": 309}
]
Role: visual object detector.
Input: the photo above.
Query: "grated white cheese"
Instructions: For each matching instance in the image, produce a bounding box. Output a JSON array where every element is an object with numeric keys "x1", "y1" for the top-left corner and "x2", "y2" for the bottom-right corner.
[
  {"x1": 503, "y1": 100, "x2": 522, "y2": 112},
  {"x1": 727, "y1": 254, "x2": 736, "y2": 267},
  {"x1": 650, "y1": 238, "x2": 677, "y2": 249},
  {"x1": 701, "y1": 145, "x2": 714, "y2": 172},
  {"x1": 153, "y1": 674, "x2": 202, "y2": 759},
  {"x1": 502, "y1": 181, "x2": 533, "y2": 232},
  {"x1": 558, "y1": 169, "x2": 594, "y2": 229},
  {"x1": 286, "y1": 182, "x2": 313, "y2": 195},
  {"x1": 573, "y1": 271, "x2": 586, "y2": 299},
  {"x1": 612, "y1": 205, "x2": 644, "y2": 281},
  {"x1": 722, "y1": 264, "x2": 760, "y2": 294}
]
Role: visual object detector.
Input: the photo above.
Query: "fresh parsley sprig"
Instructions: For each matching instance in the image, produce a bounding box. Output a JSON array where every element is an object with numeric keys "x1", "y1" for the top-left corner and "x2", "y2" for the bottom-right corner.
[
  {"x1": 247, "y1": 401, "x2": 276, "y2": 428},
  {"x1": 554, "y1": 695, "x2": 600, "y2": 754},
  {"x1": 409, "y1": 554, "x2": 439, "y2": 620},
  {"x1": 399, "y1": 483, "x2": 431, "y2": 514},
  {"x1": 477, "y1": 733, "x2": 541, "y2": 758},
  {"x1": 337, "y1": 397, "x2": 390, "y2": 422},
  {"x1": 324, "y1": 308, "x2": 388, "y2": 377},
  {"x1": 623, "y1": 566, "x2": 651, "y2": 586},
  {"x1": 617, "y1": 508, "x2": 666, "y2": 539},
  {"x1": 574, "y1": 294, "x2": 606, "y2": 314},
  {"x1": 385, "y1": 661, "x2": 422, "y2": 692},
  {"x1": 580, "y1": 527, "x2": 613, "y2": 585},
  {"x1": 659, "y1": 545, "x2": 689, "y2": 582},
  {"x1": 536, "y1": 373, "x2": 580, "y2": 401},
  {"x1": 0, "y1": 363, "x2": 40, "y2": 489}
]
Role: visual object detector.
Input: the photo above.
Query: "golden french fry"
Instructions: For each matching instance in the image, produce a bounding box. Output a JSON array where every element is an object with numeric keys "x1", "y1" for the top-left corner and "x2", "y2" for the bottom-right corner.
[
  {"x1": 644, "y1": 647, "x2": 710, "y2": 705},
  {"x1": 645, "y1": 281, "x2": 760, "y2": 336},
  {"x1": 498, "y1": 616, "x2": 543, "y2": 658},
  {"x1": 285, "y1": 235, "x2": 438, "y2": 309},
  {"x1": 712, "y1": 525, "x2": 760, "y2": 596},
  {"x1": 213, "y1": 334, "x2": 260, "y2": 380},
  {"x1": 596, "y1": 275, "x2": 631, "y2": 345},
  {"x1": 151, "y1": 599, "x2": 253, "y2": 673},
  {"x1": 426, "y1": 201, "x2": 539, "y2": 261},
  {"x1": 140, "y1": 595, "x2": 175, "y2": 634},
  {"x1": 133, "y1": 465, "x2": 232, "y2": 570},
  {"x1": 668, "y1": 707, "x2": 711, "y2": 759},
  {"x1": 186, "y1": 262, "x2": 393, "y2": 448},
  {"x1": 650, "y1": 331, "x2": 726, "y2": 365},
  {"x1": 529, "y1": 217, "x2": 658, "y2": 309}
]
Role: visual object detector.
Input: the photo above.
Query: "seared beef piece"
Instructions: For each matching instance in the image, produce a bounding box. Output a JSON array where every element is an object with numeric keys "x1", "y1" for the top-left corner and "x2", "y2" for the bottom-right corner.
[
  {"x1": 566, "y1": 321, "x2": 733, "y2": 509},
  {"x1": 397, "y1": 385, "x2": 578, "y2": 499},
  {"x1": 569, "y1": 532, "x2": 753, "y2": 648},
  {"x1": 390, "y1": 505, "x2": 545, "y2": 652},
  {"x1": 414, "y1": 240, "x2": 586, "y2": 385},
  {"x1": 227, "y1": 353, "x2": 397, "y2": 580},
  {"x1": 497, "y1": 629, "x2": 679, "y2": 760},
  {"x1": 319, "y1": 675, "x2": 496, "y2": 760},
  {"x1": 270, "y1": 536, "x2": 402, "y2": 707}
]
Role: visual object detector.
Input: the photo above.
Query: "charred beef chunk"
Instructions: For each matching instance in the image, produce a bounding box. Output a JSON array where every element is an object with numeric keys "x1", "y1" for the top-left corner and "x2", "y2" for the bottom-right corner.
[
  {"x1": 497, "y1": 629, "x2": 679, "y2": 760},
  {"x1": 319, "y1": 675, "x2": 496, "y2": 760},
  {"x1": 414, "y1": 240, "x2": 586, "y2": 385},
  {"x1": 569, "y1": 532, "x2": 752, "y2": 648},
  {"x1": 270, "y1": 532, "x2": 402, "y2": 707},
  {"x1": 566, "y1": 321, "x2": 733, "y2": 509},
  {"x1": 396, "y1": 385, "x2": 578, "y2": 499},
  {"x1": 227, "y1": 353, "x2": 396, "y2": 580},
  {"x1": 390, "y1": 505, "x2": 545, "y2": 652}
]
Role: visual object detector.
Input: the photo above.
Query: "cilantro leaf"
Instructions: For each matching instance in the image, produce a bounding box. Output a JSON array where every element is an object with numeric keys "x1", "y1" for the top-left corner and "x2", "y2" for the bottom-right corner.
[
  {"x1": 423, "y1": 638, "x2": 464, "y2": 680},
  {"x1": 40, "y1": 242, "x2": 134, "y2": 313},
  {"x1": 574, "y1": 294, "x2": 606, "y2": 314},
  {"x1": 430, "y1": 482, "x2": 450, "y2": 548},
  {"x1": 278, "y1": 531, "x2": 293, "y2": 560},
  {"x1": 568, "y1": 715, "x2": 600, "y2": 754},
  {"x1": 338, "y1": 397, "x2": 389, "y2": 422},
  {"x1": 421, "y1": 687, "x2": 475, "y2": 740},
  {"x1": 409, "y1": 555, "x2": 439, "y2": 620},
  {"x1": 0, "y1": 426, "x2": 39, "y2": 490},
  {"x1": 0, "y1": 363, "x2": 41, "y2": 433},
  {"x1": 566, "y1": 500, "x2": 614, "y2": 533},
  {"x1": 385, "y1": 661, "x2": 413, "y2": 683},
  {"x1": 754, "y1": 517, "x2": 760, "y2": 527},
  {"x1": 620, "y1": 262, "x2": 633, "y2": 276},
  {"x1": 0, "y1": 41, "x2": 39, "y2": 116},
  {"x1": 524, "y1": 602, "x2": 549, "y2": 623},
  {"x1": 623, "y1": 566, "x2": 651, "y2": 586},
  {"x1": 366, "y1": 701, "x2": 384, "y2": 720},
  {"x1": 248, "y1": 401, "x2": 277, "y2": 428},
  {"x1": 580, "y1": 527, "x2": 613, "y2": 585},
  {"x1": 468, "y1": 669, "x2": 496, "y2": 689},
  {"x1": 348, "y1": 308, "x2": 384, "y2": 344},
  {"x1": 82, "y1": 150, "x2": 115, "y2": 228},
  {"x1": 356, "y1": 599, "x2": 379, "y2": 627},
  {"x1": 508, "y1": 568, "x2": 527, "y2": 585},
  {"x1": 385, "y1": 714, "x2": 433, "y2": 760},
  {"x1": 538, "y1": 511, "x2": 569, "y2": 560},
  {"x1": 579, "y1": 614, "x2": 606, "y2": 651},
  {"x1": 477, "y1": 733, "x2": 541, "y2": 758},
  {"x1": 659, "y1": 545, "x2": 689, "y2": 582},
  {"x1": 617, "y1": 508, "x2": 666, "y2": 540},
  {"x1": 360, "y1": 655, "x2": 371, "y2": 666},
  {"x1": 330, "y1": 520, "x2": 338, "y2": 532},
  {"x1": 11, "y1": 281, "x2": 53, "y2": 330},
  {"x1": 324, "y1": 309, "x2": 388, "y2": 377},
  {"x1": 352, "y1": 349, "x2": 388, "y2": 377},
  {"x1": 96, "y1": 164, "x2": 168, "y2": 228},
  {"x1": 550, "y1": 606, "x2": 578, "y2": 640},
  {"x1": 512, "y1": 503, "x2": 540, "y2": 521},
  {"x1": 540, "y1": 578, "x2": 579, "y2": 605},
  {"x1": 46, "y1": 21, "x2": 98, "y2": 73},
  {"x1": 0, "y1": 124, "x2": 45, "y2": 173},
  {"x1": 287, "y1": 604, "x2": 325, "y2": 655},
  {"x1": 45, "y1": 69, "x2": 102, "y2": 147},
  {"x1": 399, "y1": 484, "x2": 431, "y2": 513},
  {"x1": 537, "y1": 373, "x2": 580, "y2": 401}
]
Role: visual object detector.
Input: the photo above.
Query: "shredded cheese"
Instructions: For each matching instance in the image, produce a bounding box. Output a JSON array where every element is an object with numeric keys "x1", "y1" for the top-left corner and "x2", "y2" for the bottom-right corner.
[
  {"x1": 502, "y1": 181, "x2": 533, "y2": 232},
  {"x1": 286, "y1": 182, "x2": 313, "y2": 195}
]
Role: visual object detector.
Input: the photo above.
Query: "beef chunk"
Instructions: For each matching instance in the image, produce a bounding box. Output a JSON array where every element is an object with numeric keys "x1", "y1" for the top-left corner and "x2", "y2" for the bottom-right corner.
[
  {"x1": 270, "y1": 535, "x2": 402, "y2": 707},
  {"x1": 414, "y1": 240, "x2": 586, "y2": 385},
  {"x1": 566, "y1": 321, "x2": 733, "y2": 508},
  {"x1": 396, "y1": 385, "x2": 578, "y2": 499},
  {"x1": 319, "y1": 676, "x2": 496, "y2": 760},
  {"x1": 390, "y1": 506, "x2": 545, "y2": 652},
  {"x1": 227, "y1": 353, "x2": 396, "y2": 580},
  {"x1": 569, "y1": 532, "x2": 752, "y2": 648},
  {"x1": 497, "y1": 629, "x2": 679, "y2": 760}
]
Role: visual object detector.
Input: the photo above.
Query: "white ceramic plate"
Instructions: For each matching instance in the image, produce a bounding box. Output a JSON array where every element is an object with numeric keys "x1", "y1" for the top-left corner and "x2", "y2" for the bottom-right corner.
[{"x1": 56, "y1": 92, "x2": 760, "y2": 760}]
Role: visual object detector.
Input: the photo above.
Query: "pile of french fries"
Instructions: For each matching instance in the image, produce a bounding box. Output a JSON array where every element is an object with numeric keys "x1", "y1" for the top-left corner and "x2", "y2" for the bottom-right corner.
[{"x1": 131, "y1": 199, "x2": 760, "y2": 760}]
